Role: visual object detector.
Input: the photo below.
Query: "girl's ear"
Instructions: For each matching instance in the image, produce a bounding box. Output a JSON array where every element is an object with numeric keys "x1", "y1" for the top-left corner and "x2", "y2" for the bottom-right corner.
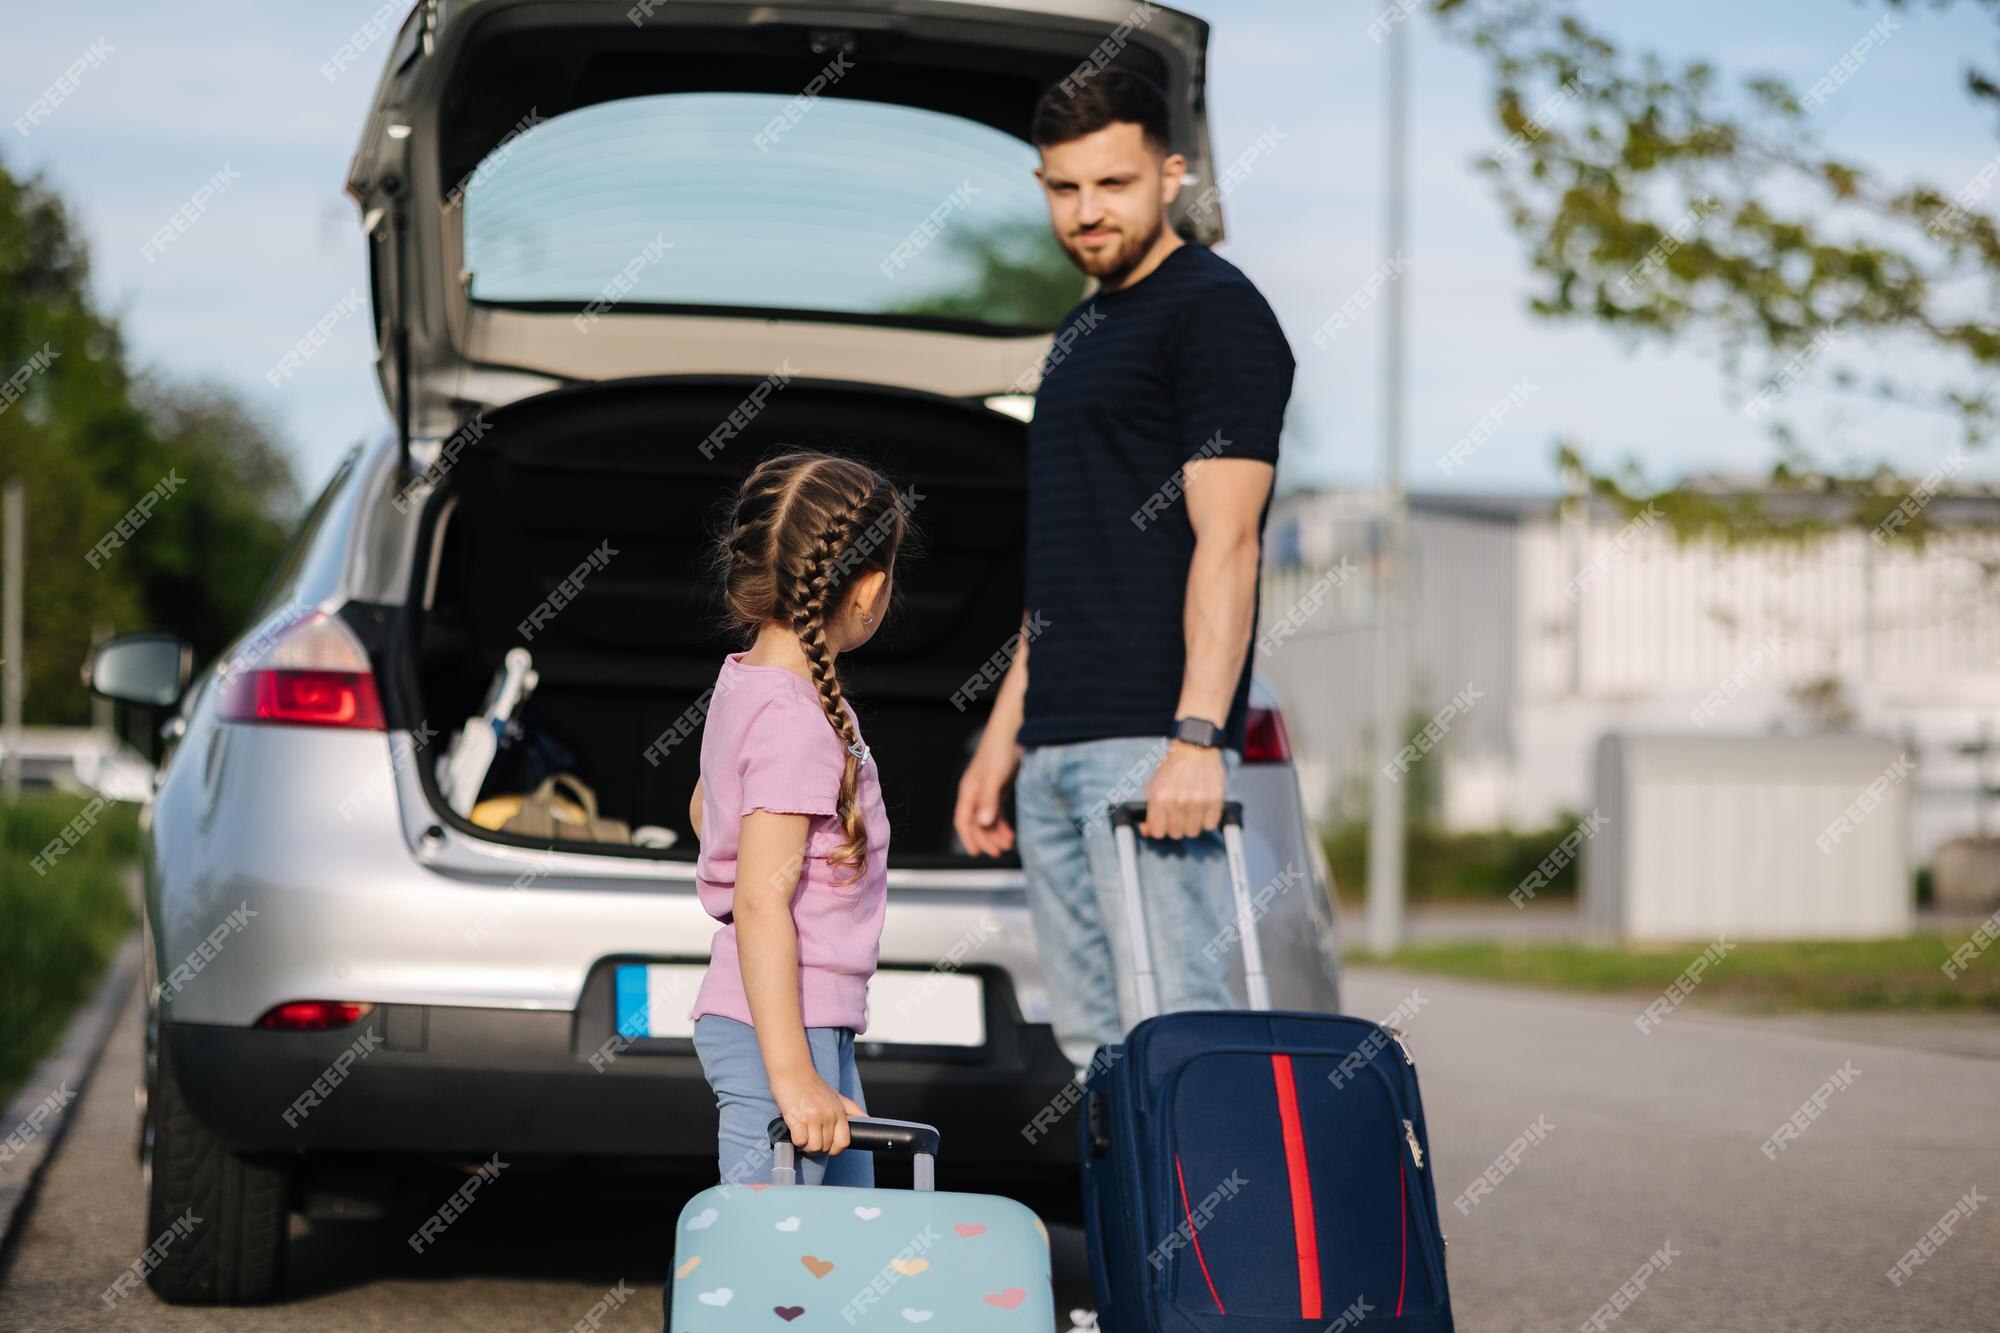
[{"x1": 851, "y1": 567, "x2": 889, "y2": 618}]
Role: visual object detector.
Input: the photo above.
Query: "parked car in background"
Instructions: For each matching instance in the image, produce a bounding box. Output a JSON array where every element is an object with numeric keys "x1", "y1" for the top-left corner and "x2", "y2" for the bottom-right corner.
[
  {"x1": 0, "y1": 726, "x2": 154, "y2": 804},
  {"x1": 85, "y1": 0, "x2": 1342, "y2": 1305}
]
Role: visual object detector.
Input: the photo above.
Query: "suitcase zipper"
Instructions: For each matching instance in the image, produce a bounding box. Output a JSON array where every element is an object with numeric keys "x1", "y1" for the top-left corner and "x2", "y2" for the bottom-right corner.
[
  {"x1": 1387, "y1": 1025, "x2": 1416, "y2": 1067},
  {"x1": 1402, "y1": 1118, "x2": 1424, "y2": 1170}
]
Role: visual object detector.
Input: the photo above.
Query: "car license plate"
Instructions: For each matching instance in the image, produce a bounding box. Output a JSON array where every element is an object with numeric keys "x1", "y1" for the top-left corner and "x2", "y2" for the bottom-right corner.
[{"x1": 612, "y1": 964, "x2": 985, "y2": 1047}]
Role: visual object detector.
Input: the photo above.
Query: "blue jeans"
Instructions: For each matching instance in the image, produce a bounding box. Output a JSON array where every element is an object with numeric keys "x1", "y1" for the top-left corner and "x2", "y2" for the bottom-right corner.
[
  {"x1": 1014, "y1": 736, "x2": 1242, "y2": 1072},
  {"x1": 689, "y1": 1013, "x2": 874, "y2": 1189}
]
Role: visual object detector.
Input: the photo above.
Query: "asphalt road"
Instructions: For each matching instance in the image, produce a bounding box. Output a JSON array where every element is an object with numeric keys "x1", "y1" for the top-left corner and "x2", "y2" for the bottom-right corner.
[
  {"x1": 1343, "y1": 968, "x2": 2000, "y2": 1332},
  {"x1": 2, "y1": 970, "x2": 1996, "y2": 1331}
]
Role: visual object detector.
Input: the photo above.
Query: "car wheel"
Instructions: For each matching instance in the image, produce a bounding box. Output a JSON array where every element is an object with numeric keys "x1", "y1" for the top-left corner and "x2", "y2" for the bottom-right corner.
[{"x1": 141, "y1": 1033, "x2": 291, "y2": 1304}]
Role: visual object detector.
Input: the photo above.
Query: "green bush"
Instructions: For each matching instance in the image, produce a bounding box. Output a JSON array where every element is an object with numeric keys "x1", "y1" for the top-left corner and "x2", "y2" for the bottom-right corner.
[
  {"x1": 0, "y1": 793, "x2": 140, "y2": 1108},
  {"x1": 1324, "y1": 815, "x2": 1588, "y2": 905}
]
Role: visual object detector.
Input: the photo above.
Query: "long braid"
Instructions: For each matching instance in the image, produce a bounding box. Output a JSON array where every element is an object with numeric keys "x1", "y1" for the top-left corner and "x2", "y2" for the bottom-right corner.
[{"x1": 790, "y1": 497, "x2": 873, "y2": 881}]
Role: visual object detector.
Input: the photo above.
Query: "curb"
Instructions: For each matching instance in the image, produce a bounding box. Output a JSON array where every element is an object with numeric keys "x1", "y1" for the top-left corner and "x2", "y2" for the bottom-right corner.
[{"x1": 0, "y1": 930, "x2": 142, "y2": 1270}]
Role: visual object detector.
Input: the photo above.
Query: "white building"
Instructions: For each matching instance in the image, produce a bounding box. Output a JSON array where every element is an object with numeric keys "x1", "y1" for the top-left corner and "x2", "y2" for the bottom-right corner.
[{"x1": 1258, "y1": 485, "x2": 2000, "y2": 866}]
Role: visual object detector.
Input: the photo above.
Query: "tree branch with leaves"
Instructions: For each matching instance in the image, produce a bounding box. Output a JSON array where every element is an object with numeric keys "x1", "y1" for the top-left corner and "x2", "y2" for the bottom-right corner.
[{"x1": 1433, "y1": 0, "x2": 2000, "y2": 539}]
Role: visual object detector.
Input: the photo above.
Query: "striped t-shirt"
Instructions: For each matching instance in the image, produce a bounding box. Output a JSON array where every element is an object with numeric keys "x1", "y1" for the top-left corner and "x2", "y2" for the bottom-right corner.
[{"x1": 1020, "y1": 242, "x2": 1296, "y2": 751}]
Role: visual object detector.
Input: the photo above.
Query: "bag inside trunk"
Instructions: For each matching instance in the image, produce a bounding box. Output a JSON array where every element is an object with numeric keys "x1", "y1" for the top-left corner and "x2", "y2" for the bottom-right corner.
[{"x1": 405, "y1": 376, "x2": 1027, "y2": 866}]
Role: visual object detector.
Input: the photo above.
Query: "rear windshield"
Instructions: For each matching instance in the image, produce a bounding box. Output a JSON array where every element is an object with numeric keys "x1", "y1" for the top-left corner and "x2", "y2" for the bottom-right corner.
[{"x1": 459, "y1": 93, "x2": 1085, "y2": 333}]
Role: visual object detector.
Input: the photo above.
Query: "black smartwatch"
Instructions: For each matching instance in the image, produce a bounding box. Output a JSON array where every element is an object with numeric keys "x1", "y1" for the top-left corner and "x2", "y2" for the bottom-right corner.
[{"x1": 1169, "y1": 716, "x2": 1224, "y2": 748}]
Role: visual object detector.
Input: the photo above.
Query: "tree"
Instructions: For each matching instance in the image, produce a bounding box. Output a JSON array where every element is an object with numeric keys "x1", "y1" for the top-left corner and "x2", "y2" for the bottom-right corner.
[
  {"x1": 0, "y1": 158, "x2": 298, "y2": 723},
  {"x1": 125, "y1": 378, "x2": 297, "y2": 663},
  {"x1": 1433, "y1": 0, "x2": 2000, "y2": 537},
  {"x1": 888, "y1": 216, "x2": 1087, "y2": 330}
]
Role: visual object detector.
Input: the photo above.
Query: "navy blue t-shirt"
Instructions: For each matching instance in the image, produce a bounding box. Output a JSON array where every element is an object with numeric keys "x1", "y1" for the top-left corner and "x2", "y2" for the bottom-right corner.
[{"x1": 1020, "y1": 242, "x2": 1296, "y2": 751}]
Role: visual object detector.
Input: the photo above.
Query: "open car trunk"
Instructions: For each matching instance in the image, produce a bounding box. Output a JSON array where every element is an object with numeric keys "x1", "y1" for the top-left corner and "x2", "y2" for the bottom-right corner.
[
  {"x1": 403, "y1": 377, "x2": 1025, "y2": 867},
  {"x1": 347, "y1": 0, "x2": 1217, "y2": 438}
]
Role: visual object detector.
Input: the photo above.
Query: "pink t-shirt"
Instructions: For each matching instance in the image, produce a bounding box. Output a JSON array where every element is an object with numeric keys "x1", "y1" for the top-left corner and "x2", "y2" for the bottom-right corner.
[{"x1": 689, "y1": 652, "x2": 890, "y2": 1034}]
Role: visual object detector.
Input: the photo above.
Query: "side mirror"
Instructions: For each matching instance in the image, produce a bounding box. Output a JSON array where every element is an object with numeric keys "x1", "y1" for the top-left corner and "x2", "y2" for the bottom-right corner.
[{"x1": 85, "y1": 634, "x2": 191, "y2": 708}]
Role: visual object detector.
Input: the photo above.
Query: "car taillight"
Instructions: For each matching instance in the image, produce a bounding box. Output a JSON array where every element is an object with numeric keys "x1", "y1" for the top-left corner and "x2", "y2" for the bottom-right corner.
[
  {"x1": 256, "y1": 1000, "x2": 373, "y2": 1030},
  {"x1": 1243, "y1": 705, "x2": 1292, "y2": 763},
  {"x1": 218, "y1": 612, "x2": 384, "y2": 730}
]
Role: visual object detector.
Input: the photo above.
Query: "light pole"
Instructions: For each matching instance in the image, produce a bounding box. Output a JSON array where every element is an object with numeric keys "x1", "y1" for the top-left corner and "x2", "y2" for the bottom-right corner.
[{"x1": 1366, "y1": 11, "x2": 1411, "y2": 955}]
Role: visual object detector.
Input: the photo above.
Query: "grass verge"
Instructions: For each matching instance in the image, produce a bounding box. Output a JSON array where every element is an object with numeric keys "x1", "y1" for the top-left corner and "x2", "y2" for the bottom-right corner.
[
  {"x1": 0, "y1": 793, "x2": 140, "y2": 1109},
  {"x1": 1325, "y1": 819, "x2": 1585, "y2": 906},
  {"x1": 1355, "y1": 934, "x2": 2000, "y2": 1013}
]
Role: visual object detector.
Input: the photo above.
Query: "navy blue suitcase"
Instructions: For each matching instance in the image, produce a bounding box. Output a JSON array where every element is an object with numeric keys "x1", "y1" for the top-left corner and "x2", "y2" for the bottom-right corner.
[{"x1": 1079, "y1": 803, "x2": 1454, "y2": 1332}]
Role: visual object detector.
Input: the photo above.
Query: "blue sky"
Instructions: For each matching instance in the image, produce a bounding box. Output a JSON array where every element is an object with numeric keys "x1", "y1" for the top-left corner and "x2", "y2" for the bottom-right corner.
[{"x1": 2, "y1": 0, "x2": 1994, "y2": 502}]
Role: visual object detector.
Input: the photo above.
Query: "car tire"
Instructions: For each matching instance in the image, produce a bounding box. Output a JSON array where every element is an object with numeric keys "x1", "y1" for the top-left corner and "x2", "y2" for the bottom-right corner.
[{"x1": 141, "y1": 1034, "x2": 291, "y2": 1304}]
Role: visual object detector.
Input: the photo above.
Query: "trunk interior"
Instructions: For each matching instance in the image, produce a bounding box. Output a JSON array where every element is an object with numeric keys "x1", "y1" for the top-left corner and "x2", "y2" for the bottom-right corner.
[{"x1": 404, "y1": 377, "x2": 1026, "y2": 867}]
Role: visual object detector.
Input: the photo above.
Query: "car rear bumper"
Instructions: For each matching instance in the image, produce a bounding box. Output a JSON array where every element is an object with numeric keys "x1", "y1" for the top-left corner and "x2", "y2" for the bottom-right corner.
[{"x1": 163, "y1": 970, "x2": 1084, "y2": 1171}]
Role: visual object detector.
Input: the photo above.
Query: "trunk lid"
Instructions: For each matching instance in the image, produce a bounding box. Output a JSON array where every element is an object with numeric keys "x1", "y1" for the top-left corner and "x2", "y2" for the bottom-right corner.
[{"x1": 346, "y1": 0, "x2": 1219, "y2": 442}]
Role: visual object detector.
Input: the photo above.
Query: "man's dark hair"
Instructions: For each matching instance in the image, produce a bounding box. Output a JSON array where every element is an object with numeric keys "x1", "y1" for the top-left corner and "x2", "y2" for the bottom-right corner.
[{"x1": 1030, "y1": 65, "x2": 1173, "y2": 154}]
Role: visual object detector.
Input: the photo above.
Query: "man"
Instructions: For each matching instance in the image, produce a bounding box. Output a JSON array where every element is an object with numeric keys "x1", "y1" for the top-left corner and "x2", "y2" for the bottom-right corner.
[{"x1": 952, "y1": 68, "x2": 1296, "y2": 1073}]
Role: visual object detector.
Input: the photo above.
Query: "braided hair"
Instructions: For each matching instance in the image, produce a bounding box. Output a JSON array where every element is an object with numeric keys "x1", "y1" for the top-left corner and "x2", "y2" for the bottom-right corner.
[{"x1": 718, "y1": 452, "x2": 909, "y2": 881}]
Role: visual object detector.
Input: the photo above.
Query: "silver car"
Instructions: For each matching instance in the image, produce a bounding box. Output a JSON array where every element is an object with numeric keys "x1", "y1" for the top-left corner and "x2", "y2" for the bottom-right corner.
[{"x1": 86, "y1": 0, "x2": 1341, "y2": 1305}]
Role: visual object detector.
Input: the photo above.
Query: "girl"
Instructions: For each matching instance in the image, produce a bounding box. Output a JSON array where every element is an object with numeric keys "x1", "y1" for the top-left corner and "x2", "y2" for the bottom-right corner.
[{"x1": 686, "y1": 451, "x2": 908, "y2": 1188}]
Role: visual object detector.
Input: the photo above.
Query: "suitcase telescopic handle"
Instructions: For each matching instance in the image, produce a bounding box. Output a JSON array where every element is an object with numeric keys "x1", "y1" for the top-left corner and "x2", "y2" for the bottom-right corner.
[
  {"x1": 1110, "y1": 801, "x2": 1242, "y2": 830},
  {"x1": 1109, "y1": 801, "x2": 1272, "y2": 1017},
  {"x1": 767, "y1": 1116, "x2": 939, "y2": 1190}
]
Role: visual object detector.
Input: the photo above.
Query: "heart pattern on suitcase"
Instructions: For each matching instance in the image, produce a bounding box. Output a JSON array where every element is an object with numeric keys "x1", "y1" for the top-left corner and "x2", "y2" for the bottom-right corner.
[{"x1": 670, "y1": 1185, "x2": 1052, "y2": 1328}]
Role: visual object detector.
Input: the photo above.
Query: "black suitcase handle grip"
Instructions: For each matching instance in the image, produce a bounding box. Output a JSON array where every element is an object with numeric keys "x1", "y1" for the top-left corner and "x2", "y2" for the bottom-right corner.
[
  {"x1": 1086, "y1": 1089, "x2": 1111, "y2": 1158},
  {"x1": 767, "y1": 1115, "x2": 940, "y2": 1158},
  {"x1": 1110, "y1": 801, "x2": 1242, "y2": 830}
]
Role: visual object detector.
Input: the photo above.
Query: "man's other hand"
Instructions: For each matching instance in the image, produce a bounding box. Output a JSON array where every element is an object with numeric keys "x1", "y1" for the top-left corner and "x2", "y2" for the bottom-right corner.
[
  {"x1": 1140, "y1": 742, "x2": 1226, "y2": 839},
  {"x1": 953, "y1": 744, "x2": 1020, "y2": 857}
]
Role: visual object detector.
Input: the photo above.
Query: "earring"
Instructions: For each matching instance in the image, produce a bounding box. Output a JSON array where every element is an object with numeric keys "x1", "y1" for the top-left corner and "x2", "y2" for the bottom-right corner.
[{"x1": 859, "y1": 609, "x2": 874, "y2": 625}]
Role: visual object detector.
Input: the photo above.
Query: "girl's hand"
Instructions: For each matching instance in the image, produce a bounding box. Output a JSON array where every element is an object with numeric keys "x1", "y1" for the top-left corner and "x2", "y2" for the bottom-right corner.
[{"x1": 771, "y1": 1066, "x2": 865, "y2": 1156}]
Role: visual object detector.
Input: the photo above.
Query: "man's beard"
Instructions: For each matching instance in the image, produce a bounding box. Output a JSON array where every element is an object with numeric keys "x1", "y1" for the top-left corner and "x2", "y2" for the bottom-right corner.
[{"x1": 1058, "y1": 210, "x2": 1165, "y2": 286}]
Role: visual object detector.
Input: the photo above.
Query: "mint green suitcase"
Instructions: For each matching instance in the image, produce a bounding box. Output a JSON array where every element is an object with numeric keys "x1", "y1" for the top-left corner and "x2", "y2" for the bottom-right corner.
[{"x1": 665, "y1": 1118, "x2": 1056, "y2": 1331}]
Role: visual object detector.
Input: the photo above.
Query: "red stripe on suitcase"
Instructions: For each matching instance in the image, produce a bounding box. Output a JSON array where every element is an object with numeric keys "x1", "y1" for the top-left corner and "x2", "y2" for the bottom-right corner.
[
  {"x1": 1174, "y1": 1153, "x2": 1226, "y2": 1313},
  {"x1": 1270, "y1": 1054, "x2": 1323, "y2": 1318}
]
